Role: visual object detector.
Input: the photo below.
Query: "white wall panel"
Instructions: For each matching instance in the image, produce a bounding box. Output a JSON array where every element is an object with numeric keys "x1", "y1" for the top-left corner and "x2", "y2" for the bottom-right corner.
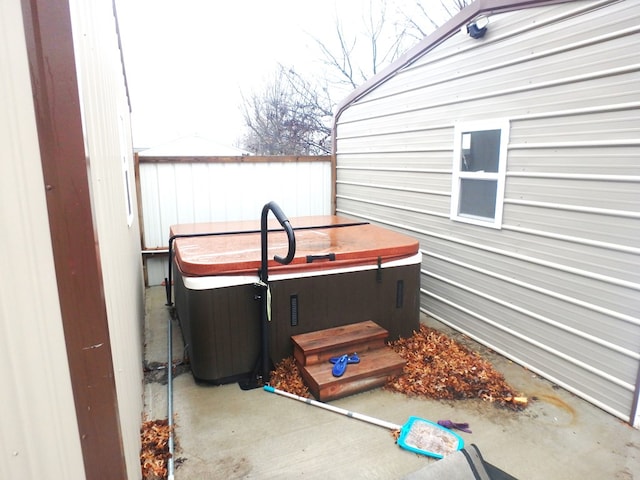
[
  {"x1": 0, "y1": 1, "x2": 85, "y2": 477},
  {"x1": 140, "y1": 159, "x2": 332, "y2": 249}
]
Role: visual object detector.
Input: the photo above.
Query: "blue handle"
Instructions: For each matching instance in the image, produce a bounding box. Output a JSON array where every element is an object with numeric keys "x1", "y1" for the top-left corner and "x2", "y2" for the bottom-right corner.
[{"x1": 264, "y1": 385, "x2": 275, "y2": 393}]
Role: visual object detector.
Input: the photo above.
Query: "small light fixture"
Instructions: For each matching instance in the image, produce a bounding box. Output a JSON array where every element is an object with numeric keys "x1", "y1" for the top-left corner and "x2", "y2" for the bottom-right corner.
[{"x1": 466, "y1": 15, "x2": 489, "y2": 39}]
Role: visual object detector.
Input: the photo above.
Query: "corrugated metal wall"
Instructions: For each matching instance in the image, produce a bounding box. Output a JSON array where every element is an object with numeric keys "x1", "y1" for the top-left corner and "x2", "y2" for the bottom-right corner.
[
  {"x1": 71, "y1": 0, "x2": 145, "y2": 477},
  {"x1": 0, "y1": 0, "x2": 86, "y2": 477},
  {"x1": 139, "y1": 156, "x2": 332, "y2": 285},
  {"x1": 335, "y1": 0, "x2": 640, "y2": 424}
]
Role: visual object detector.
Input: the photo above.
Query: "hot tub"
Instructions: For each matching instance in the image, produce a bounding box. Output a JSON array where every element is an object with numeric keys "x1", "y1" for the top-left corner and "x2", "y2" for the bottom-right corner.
[{"x1": 170, "y1": 215, "x2": 421, "y2": 384}]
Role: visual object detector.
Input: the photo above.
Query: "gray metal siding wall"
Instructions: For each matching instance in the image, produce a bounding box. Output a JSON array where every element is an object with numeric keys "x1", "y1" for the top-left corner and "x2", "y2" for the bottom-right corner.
[{"x1": 335, "y1": 0, "x2": 640, "y2": 423}]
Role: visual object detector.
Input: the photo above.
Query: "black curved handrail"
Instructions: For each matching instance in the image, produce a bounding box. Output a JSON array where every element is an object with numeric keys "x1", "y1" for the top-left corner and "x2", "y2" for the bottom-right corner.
[
  {"x1": 260, "y1": 201, "x2": 296, "y2": 282},
  {"x1": 258, "y1": 201, "x2": 296, "y2": 384}
]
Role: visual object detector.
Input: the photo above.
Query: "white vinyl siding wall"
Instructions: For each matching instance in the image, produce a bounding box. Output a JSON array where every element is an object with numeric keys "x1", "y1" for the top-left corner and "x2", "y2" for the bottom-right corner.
[
  {"x1": 0, "y1": 1, "x2": 86, "y2": 477},
  {"x1": 335, "y1": 0, "x2": 640, "y2": 424}
]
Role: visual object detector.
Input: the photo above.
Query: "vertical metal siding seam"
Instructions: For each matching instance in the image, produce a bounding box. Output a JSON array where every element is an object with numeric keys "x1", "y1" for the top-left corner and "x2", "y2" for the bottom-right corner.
[
  {"x1": 422, "y1": 268, "x2": 639, "y2": 360},
  {"x1": 423, "y1": 308, "x2": 631, "y2": 423},
  {"x1": 421, "y1": 288, "x2": 635, "y2": 391},
  {"x1": 422, "y1": 249, "x2": 640, "y2": 327}
]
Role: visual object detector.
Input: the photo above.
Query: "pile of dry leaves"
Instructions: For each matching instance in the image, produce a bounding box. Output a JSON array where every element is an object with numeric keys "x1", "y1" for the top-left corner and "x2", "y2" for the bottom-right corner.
[
  {"x1": 386, "y1": 325, "x2": 526, "y2": 408},
  {"x1": 271, "y1": 325, "x2": 526, "y2": 409},
  {"x1": 140, "y1": 419, "x2": 171, "y2": 480},
  {"x1": 269, "y1": 356, "x2": 312, "y2": 398}
]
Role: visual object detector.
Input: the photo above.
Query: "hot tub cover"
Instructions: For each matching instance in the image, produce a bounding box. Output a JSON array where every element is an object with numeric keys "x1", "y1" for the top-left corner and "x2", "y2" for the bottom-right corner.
[{"x1": 171, "y1": 215, "x2": 419, "y2": 277}]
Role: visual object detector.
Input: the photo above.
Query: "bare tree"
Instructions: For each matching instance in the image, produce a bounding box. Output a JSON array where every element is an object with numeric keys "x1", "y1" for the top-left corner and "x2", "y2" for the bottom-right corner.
[
  {"x1": 402, "y1": 0, "x2": 472, "y2": 42},
  {"x1": 313, "y1": 0, "x2": 412, "y2": 91},
  {"x1": 240, "y1": 0, "x2": 471, "y2": 155},
  {"x1": 241, "y1": 65, "x2": 333, "y2": 155},
  {"x1": 311, "y1": 0, "x2": 472, "y2": 91}
]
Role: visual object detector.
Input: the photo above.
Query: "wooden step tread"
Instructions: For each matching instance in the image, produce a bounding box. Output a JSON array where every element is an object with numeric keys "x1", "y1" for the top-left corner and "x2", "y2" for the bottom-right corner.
[
  {"x1": 300, "y1": 347, "x2": 405, "y2": 401},
  {"x1": 292, "y1": 320, "x2": 388, "y2": 366}
]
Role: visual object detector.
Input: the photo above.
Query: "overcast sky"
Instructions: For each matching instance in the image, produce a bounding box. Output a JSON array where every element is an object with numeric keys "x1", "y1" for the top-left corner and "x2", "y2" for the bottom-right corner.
[{"x1": 115, "y1": 1, "x2": 452, "y2": 150}]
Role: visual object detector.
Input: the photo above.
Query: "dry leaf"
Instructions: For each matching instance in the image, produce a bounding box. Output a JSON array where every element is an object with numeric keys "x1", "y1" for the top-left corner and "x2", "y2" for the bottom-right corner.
[
  {"x1": 269, "y1": 357, "x2": 311, "y2": 398},
  {"x1": 141, "y1": 419, "x2": 172, "y2": 480},
  {"x1": 385, "y1": 325, "x2": 526, "y2": 409}
]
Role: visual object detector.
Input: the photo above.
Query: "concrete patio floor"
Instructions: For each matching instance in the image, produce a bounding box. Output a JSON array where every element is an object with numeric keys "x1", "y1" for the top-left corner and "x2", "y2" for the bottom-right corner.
[{"x1": 143, "y1": 286, "x2": 640, "y2": 479}]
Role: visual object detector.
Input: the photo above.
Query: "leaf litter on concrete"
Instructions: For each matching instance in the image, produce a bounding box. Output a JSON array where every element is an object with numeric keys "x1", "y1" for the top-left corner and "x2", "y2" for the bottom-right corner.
[
  {"x1": 271, "y1": 324, "x2": 527, "y2": 409},
  {"x1": 385, "y1": 325, "x2": 527, "y2": 409},
  {"x1": 141, "y1": 324, "x2": 526, "y2": 478}
]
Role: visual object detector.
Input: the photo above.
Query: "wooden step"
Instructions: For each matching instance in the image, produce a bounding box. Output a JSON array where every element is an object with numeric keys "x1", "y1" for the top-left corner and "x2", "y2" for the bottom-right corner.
[
  {"x1": 291, "y1": 320, "x2": 388, "y2": 367},
  {"x1": 300, "y1": 347, "x2": 405, "y2": 401}
]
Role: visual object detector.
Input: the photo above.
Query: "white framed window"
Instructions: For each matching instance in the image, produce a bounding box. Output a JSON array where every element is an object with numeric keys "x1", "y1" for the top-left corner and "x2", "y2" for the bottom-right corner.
[{"x1": 450, "y1": 119, "x2": 510, "y2": 228}]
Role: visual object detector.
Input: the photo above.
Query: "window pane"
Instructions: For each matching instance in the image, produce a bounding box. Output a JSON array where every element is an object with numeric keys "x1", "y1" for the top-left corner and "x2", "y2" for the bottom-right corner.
[
  {"x1": 461, "y1": 129, "x2": 501, "y2": 172},
  {"x1": 459, "y1": 179, "x2": 497, "y2": 218}
]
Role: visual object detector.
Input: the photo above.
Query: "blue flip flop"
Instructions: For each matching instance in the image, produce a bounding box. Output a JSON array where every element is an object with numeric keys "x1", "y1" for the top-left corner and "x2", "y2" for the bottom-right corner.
[{"x1": 329, "y1": 353, "x2": 360, "y2": 377}]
